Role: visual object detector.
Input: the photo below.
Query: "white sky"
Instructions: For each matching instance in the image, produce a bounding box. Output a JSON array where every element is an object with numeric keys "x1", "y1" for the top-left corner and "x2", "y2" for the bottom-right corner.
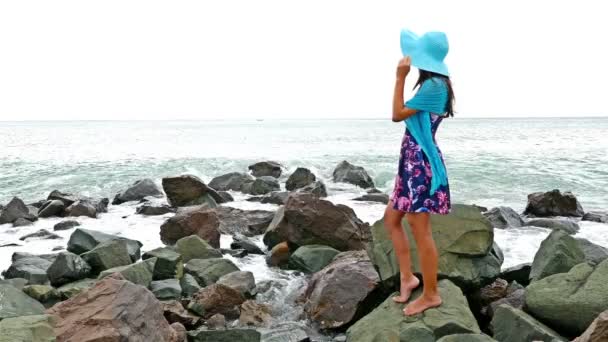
[{"x1": 1, "y1": 0, "x2": 607, "y2": 120}]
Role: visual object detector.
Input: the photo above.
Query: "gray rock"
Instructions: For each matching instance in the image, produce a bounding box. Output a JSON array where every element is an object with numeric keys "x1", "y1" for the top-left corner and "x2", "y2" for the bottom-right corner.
[
  {"x1": 12, "y1": 218, "x2": 34, "y2": 227},
  {"x1": 288, "y1": 244, "x2": 340, "y2": 273},
  {"x1": 286, "y1": 167, "x2": 316, "y2": 191},
  {"x1": 47, "y1": 252, "x2": 92, "y2": 286},
  {"x1": 248, "y1": 161, "x2": 282, "y2": 178},
  {"x1": 498, "y1": 263, "x2": 531, "y2": 286},
  {"x1": 247, "y1": 191, "x2": 289, "y2": 205},
  {"x1": 487, "y1": 288, "x2": 526, "y2": 318},
  {"x1": 188, "y1": 328, "x2": 261, "y2": 342},
  {"x1": 180, "y1": 273, "x2": 201, "y2": 298},
  {"x1": 524, "y1": 189, "x2": 584, "y2": 217},
  {"x1": 297, "y1": 180, "x2": 328, "y2": 197},
  {"x1": 483, "y1": 206, "x2": 524, "y2": 228},
  {"x1": 529, "y1": 230, "x2": 585, "y2": 282},
  {"x1": 261, "y1": 322, "x2": 310, "y2": 342},
  {"x1": 437, "y1": 334, "x2": 497, "y2": 342},
  {"x1": 332, "y1": 160, "x2": 374, "y2": 188},
  {"x1": 525, "y1": 217, "x2": 580, "y2": 234},
  {"x1": 19, "y1": 229, "x2": 61, "y2": 241},
  {"x1": 162, "y1": 174, "x2": 223, "y2": 207},
  {"x1": 150, "y1": 279, "x2": 181, "y2": 300},
  {"x1": 53, "y1": 220, "x2": 80, "y2": 231},
  {"x1": 0, "y1": 278, "x2": 28, "y2": 290},
  {"x1": 184, "y1": 258, "x2": 240, "y2": 286},
  {"x1": 135, "y1": 203, "x2": 175, "y2": 215},
  {"x1": 38, "y1": 199, "x2": 66, "y2": 218},
  {"x1": 142, "y1": 247, "x2": 183, "y2": 280},
  {"x1": 67, "y1": 228, "x2": 142, "y2": 262},
  {"x1": 209, "y1": 172, "x2": 254, "y2": 192},
  {"x1": 65, "y1": 198, "x2": 109, "y2": 218},
  {"x1": 217, "y1": 271, "x2": 256, "y2": 297},
  {"x1": 582, "y1": 211, "x2": 608, "y2": 223},
  {"x1": 2, "y1": 254, "x2": 55, "y2": 285},
  {"x1": 353, "y1": 193, "x2": 389, "y2": 204},
  {"x1": 176, "y1": 235, "x2": 223, "y2": 262},
  {"x1": 0, "y1": 284, "x2": 46, "y2": 319},
  {"x1": 577, "y1": 238, "x2": 608, "y2": 266},
  {"x1": 491, "y1": 304, "x2": 565, "y2": 342},
  {"x1": 214, "y1": 206, "x2": 275, "y2": 236},
  {"x1": 0, "y1": 314, "x2": 55, "y2": 342},
  {"x1": 246, "y1": 176, "x2": 280, "y2": 195},
  {"x1": 112, "y1": 178, "x2": 163, "y2": 205},
  {"x1": 231, "y1": 235, "x2": 265, "y2": 255},
  {"x1": 218, "y1": 191, "x2": 234, "y2": 202},
  {"x1": 221, "y1": 248, "x2": 249, "y2": 258},
  {"x1": 0, "y1": 197, "x2": 36, "y2": 224},
  {"x1": 98, "y1": 259, "x2": 155, "y2": 287},
  {"x1": 47, "y1": 190, "x2": 77, "y2": 206},
  {"x1": 81, "y1": 239, "x2": 133, "y2": 274}
]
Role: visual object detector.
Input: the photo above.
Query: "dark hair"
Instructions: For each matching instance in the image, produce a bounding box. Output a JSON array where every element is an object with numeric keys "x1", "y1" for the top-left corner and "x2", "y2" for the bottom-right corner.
[{"x1": 415, "y1": 69, "x2": 455, "y2": 117}]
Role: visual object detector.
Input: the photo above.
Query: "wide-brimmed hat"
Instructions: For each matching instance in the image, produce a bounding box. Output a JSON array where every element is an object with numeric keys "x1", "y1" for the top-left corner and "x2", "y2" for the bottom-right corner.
[{"x1": 400, "y1": 29, "x2": 450, "y2": 76}]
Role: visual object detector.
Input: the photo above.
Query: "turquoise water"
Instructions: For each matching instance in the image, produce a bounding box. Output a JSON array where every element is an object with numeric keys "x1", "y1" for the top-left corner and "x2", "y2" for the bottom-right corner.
[{"x1": 1, "y1": 118, "x2": 607, "y2": 211}]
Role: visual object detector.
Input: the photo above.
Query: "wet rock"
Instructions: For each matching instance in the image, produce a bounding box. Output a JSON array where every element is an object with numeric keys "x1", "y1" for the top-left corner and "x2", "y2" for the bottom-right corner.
[
  {"x1": 67, "y1": 228, "x2": 142, "y2": 262},
  {"x1": 260, "y1": 322, "x2": 310, "y2": 342},
  {"x1": 81, "y1": 239, "x2": 133, "y2": 274},
  {"x1": 239, "y1": 300, "x2": 272, "y2": 327},
  {"x1": 288, "y1": 244, "x2": 340, "y2": 273},
  {"x1": 483, "y1": 206, "x2": 524, "y2": 228},
  {"x1": 266, "y1": 241, "x2": 292, "y2": 268},
  {"x1": 286, "y1": 167, "x2": 316, "y2": 191},
  {"x1": 249, "y1": 161, "x2": 282, "y2": 178},
  {"x1": 0, "y1": 277, "x2": 28, "y2": 290},
  {"x1": 53, "y1": 219, "x2": 80, "y2": 231},
  {"x1": 160, "y1": 207, "x2": 221, "y2": 247},
  {"x1": 353, "y1": 193, "x2": 389, "y2": 204},
  {"x1": 47, "y1": 190, "x2": 77, "y2": 206},
  {"x1": 332, "y1": 160, "x2": 374, "y2": 189},
  {"x1": 346, "y1": 280, "x2": 480, "y2": 341},
  {"x1": 577, "y1": 238, "x2": 608, "y2": 266},
  {"x1": 573, "y1": 309, "x2": 608, "y2": 342},
  {"x1": 184, "y1": 258, "x2": 240, "y2": 286},
  {"x1": 491, "y1": 304, "x2": 565, "y2": 341},
  {"x1": 65, "y1": 197, "x2": 109, "y2": 218},
  {"x1": 112, "y1": 178, "x2": 163, "y2": 205},
  {"x1": 231, "y1": 235, "x2": 265, "y2": 255},
  {"x1": 304, "y1": 250, "x2": 380, "y2": 329},
  {"x1": 206, "y1": 313, "x2": 226, "y2": 330},
  {"x1": 263, "y1": 193, "x2": 371, "y2": 251},
  {"x1": 162, "y1": 300, "x2": 200, "y2": 329},
  {"x1": 47, "y1": 251, "x2": 92, "y2": 286},
  {"x1": 188, "y1": 328, "x2": 261, "y2": 342},
  {"x1": 142, "y1": 246, "x2": 184, "y2": 280},
  {"x1": 368, "y1": 204, "x2": 500, "y2": 290},
  {"x1": 524, "y1": 189, "x2": 584, "y2": 217},
  {"x1": 0, "y1": 314, "x2": 55, "y2": 342},
  {"x1": 176, "y1": 235, "x2": 222, "y2": 262},
  {"x1": 162, "y1": 174, "x2": 222, "y2": 207},
  {"x1": 582, "y1": 211, "x2": 608, "y2": 223},
  {"x1": 247, "y1": 191, "x2": 289, "y2": 205},
  {"x1": 98, "y1": 258, "x2": 155, "y2": 287},
  {"x1": 38, "y1": 199, "x2": 66, "y2": 218},
  {"x1": 222, "y1": 248, "x2": 249, "y2": 258},
  {"x1": 188, "y1": 283, "x2": 246, "y2": 319},
  {"x1": 437, "y1": 334, "x2": 497, "y2": 342},
  {"x1": 296, "y1": 180, "x2": 328, "y2": 197},
  {"x1": 218, "y1": 191, "x2": 234, "y2": 202},
  {"x1": 180, "y1": 273, "x2": 201, "y2": 298},
  {"x1": 487, "y1": 287, "x2": 526, "y2": 318},
  {"x1": 22, "y1": 285, "x2": 62, "y2": 308},
  {"x1": 0, "y1": 284, "x2": 46, "y2": 319},
  {"x1": 2, "y1": 254, "x2": 56, "y2": 285},
  {"x1": 150, "y1": 279, "x2": 181, "y2": 300},
  {"x1": 525, "y1": 217, "x2": 580, "y2": 234},
  {"x1": 529, "y1": 230, "x2": 585, "y2": 282},
  {"x1": 56, "y1": 278, "x2": 97, "y2": 299},
  {"x1": 13, "y1": 218, "x2": 34, "y2": 227},
  {"x1": 47, "y1": 273, "x2": 179, "y2": 341},
  {"x1": 526, "y1": 259, "x2": 608, "y2": 336},
  {"x1": 498, "y1": 263, "x2": 531, "y2": 286},
  {"x1": 217, "y1": 271, "x2": 256, "y2": 297},
  {"x1": 0, "y1": 197, "x2": 36, "y2": 224},
  {"x1": 245, "y1": 176, "x2": 280, "y2": 195},
  {"x1": 136, "y1": 203, "x2": 175, "y2": 215},
  {"x1": 19, "y1": 229, "x2": 61, "y2": 241},
  {"x1": 209, "y1": 172, "x2": 254, "y2": 192},
  {"x1": 215, "y1": 207, "x2": 275, "y2": 236}
]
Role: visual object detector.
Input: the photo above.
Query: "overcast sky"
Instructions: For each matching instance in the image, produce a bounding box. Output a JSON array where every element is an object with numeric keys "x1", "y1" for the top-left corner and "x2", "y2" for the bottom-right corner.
[{"x1": 1, "y1": 1, "x2": 607, "y2": 121}]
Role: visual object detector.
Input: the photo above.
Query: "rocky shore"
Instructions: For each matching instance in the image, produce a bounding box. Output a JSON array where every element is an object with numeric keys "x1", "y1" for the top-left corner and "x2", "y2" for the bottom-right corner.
[{"x1": 0, "y1": 160, "x2": 607, "y2": 342}]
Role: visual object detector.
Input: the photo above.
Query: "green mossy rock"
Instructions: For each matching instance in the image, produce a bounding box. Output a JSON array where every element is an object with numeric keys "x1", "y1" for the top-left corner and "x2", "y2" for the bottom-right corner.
[
  {"x1": 184, "y1": 258, "x2": 239, "y2": 286},
  {"x1": 142, "y1": 247, "x2": 183, "y2": 280},
  {"x1": 287, "y1": 245, "x2": 340, "y2": 273},
  {"x1": 529, "y1": 230, "x2": 585, "y2": 282},
  {"x1": 0, "y1": 284, "x2": 46, "y2": 319},
  {"x1": 0, "y1": 314, "x2": 55, "y2": 342},
  {"x1": 490, "y1": 304, "x2": 565, "y2": 342},
  {"x1": 98, "y1": 258, "x2": 155, "y2": 287},
  {"x1": 175, "y1": 235, "x2": 222, "y2": 263}
]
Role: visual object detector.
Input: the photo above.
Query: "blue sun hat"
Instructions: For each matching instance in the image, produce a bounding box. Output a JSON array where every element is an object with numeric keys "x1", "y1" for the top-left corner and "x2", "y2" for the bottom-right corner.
[{"x1": 400, "y1": 29, "x2": 450, "y2": 76}]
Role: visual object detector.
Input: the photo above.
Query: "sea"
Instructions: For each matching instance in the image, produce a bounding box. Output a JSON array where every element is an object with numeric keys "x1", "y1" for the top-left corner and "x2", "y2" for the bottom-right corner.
[{"x1": 1, "y1": 117, "x2": 607, "y2": 337}]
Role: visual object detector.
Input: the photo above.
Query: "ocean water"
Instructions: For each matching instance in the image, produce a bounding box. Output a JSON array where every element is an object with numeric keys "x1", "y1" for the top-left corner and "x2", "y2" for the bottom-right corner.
[{"x1": 0, "y1": 118, "x2": 607, "y2": 336}]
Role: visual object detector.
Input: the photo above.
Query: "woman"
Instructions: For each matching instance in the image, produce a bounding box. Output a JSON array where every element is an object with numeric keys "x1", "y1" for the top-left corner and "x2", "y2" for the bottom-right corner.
[{"x1": 384, "y1": 30, "x2": 454, "y2": 316}]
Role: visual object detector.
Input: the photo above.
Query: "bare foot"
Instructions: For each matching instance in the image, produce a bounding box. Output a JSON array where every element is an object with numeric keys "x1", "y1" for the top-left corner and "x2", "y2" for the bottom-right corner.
[
  {"x1": 392, "y1": 276, "x2": 420, "y2": 303},
  {"x1": 403, "y1": 294, "x2": 442, "y2": 316}
]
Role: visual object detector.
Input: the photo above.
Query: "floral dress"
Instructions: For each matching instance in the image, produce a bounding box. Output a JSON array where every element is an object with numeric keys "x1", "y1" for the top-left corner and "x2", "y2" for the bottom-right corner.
[{"x1": 390, "y1": 113, "x2": 451, "y2": 214}]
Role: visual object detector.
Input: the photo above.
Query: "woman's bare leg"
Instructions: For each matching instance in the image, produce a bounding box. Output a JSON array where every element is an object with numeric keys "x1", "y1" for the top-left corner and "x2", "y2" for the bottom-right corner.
[
  {"x1": 383, "y1": 202, "x2": 420, "y2": 303},
  {"x1": 403, "y1": 212, "x2": 442, "y2": 315}
]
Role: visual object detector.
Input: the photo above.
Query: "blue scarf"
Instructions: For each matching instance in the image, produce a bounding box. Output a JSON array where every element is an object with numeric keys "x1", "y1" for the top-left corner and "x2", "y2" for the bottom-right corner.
[{"x1": 404, "y1": 78, "x2": 448, "y2": 195}]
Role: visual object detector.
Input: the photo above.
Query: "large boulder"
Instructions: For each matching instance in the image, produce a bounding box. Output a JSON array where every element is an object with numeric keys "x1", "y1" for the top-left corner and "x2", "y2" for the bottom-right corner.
[
  {"x1": 0, "y1": 314, "x2": 55, "y2": 342},
  {"x1": 209, "y1": 172, "x2": 254, "y2": 192},
  {"x1": 162, "y1": 174, "x2": 222, "y2": 207},
  {"x1": 368, "y1": 204, "x2": 501, "y2": 290},
  {"x1": 490, "y1": 304, "x2": 565, "y2": 342},
  {"x1": 524, "y1": 189, "x2": 584, "y2": 217},
  {"x1": 80, "y1": 239, "x2": 133, "y2": 274},
  {"x1": 0, "y1": 284, "x2": 46, "y2": 319},
  {"x1": 582, "y1": 211, "x2": 608, "y2": 223},
  {"x1": 65, "y1": 198, "x2": 109, "y2": 218},
  {"x1": 332, "y1": 160, "x2": 374, "y2": 189},
  {"x1": 574, "y1": 310, "x2": 608, "y2": 342},
  {"x1": 263, "y1": 193, "x2": 371, "y2": 251},
  {"x1": 47, "y1": 190, "x2": 77, "y2": 206},
  {"x1": 217, "y1": 271, "x2": 256, "y2": 298},
  {"x1": 303, "y1": 250, "x2": 380, "y2": 329},
  {"x1": 46, "y1": 273, "x2": 180, "y2": 342},
  {"x1": 0, "y1": 197, "x2": 36, "y2": 224},
  {"x1": 67, "y1": 228, "x2": 142, "y2": 262},
  {"x1": 160, "y1": 207, "x2": 221, "y2": 247},
  {"x1": 526, "y1": 260, "x2": 608, "y2": 336},
  {"x1": 150, "y1": 279, "x2": 182, "y2": 300},
  {"x1": 13, "y1": 217, "x2": 34, "y2": 227},
  {"x1": 483, "y1": 206, "x2": 524, "y2": 228},
  {"x1": 38, "y1": 200, "x2": 66, "y2": 218},
  {"x1": 98, "y1": 259, "x2": 155, "y2": 287},
  {"x1": 248, "y1": 161, "x2": 282, "y2": 178},
  {"x1": 244, "y1": 176, "x2": 280, "y2": 195},
  {"x1": 188, "y1": 283, "x2": 245, "y2": 319},
  {"x1": 176, "y1": 235, "x2": 222, "y2": 262},
  {"x1": 525, "y1": 217, "x2": 580, "y2": 234},
  {"x1": 46, "y1": 252, "x2": 92, "y2": 286},
  {"x1": 577, "y1": 238, "x2": 608, "y2": 266},
  {"x1": 184, "y1": 258, "x2": 240, "y2": 286},
  {"x1": 529, "y1": 230, "x2": 585, "y2": 282},
  {"x1": 214, "y1": 207, "x2": 275, "y2": 236},
  {"x1": 288, "y1": 244, "x2": 340, "y2": 273},
  {"x1": 297, "y1": 180, "x2": 328, "y2": 197},
  {"x1": 285, "y1": 167, "x2": 316, "y2": 191},
  {"x1": 346, "y1": 280, "x2": 480, "y2": 341},
  {"x1": 112, "y1": 178, "x2": 163, "y2": 205},
  {"x1": 142, "y1": 247, "x2": 184, "y2": 280},
  {"x1": 2, "y1": 253, "x2": 57, "y2": 285}
]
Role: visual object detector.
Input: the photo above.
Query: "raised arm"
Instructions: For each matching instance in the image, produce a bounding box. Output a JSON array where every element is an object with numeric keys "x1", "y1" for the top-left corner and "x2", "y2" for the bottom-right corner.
[{"x1": 392, "y1": 56, "x2": 418, "y2": 122}]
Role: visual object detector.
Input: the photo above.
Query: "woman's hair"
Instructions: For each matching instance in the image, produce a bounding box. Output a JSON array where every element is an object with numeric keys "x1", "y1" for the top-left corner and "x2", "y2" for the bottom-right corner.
[{"x1": 415, "y1": 69, "x2": 455, "y2": 117}]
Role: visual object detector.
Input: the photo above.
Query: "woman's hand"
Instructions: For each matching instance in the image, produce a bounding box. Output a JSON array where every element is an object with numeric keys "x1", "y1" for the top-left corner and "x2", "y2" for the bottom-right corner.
[{"x1": 396, "y1": 56, "x2": 411, "y2": 80}]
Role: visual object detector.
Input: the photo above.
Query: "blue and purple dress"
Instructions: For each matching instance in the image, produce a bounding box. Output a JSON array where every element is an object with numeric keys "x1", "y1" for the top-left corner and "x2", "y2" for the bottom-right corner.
[{"x1": 390, "y1": 79, "x2": 451, "y2": 214}]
